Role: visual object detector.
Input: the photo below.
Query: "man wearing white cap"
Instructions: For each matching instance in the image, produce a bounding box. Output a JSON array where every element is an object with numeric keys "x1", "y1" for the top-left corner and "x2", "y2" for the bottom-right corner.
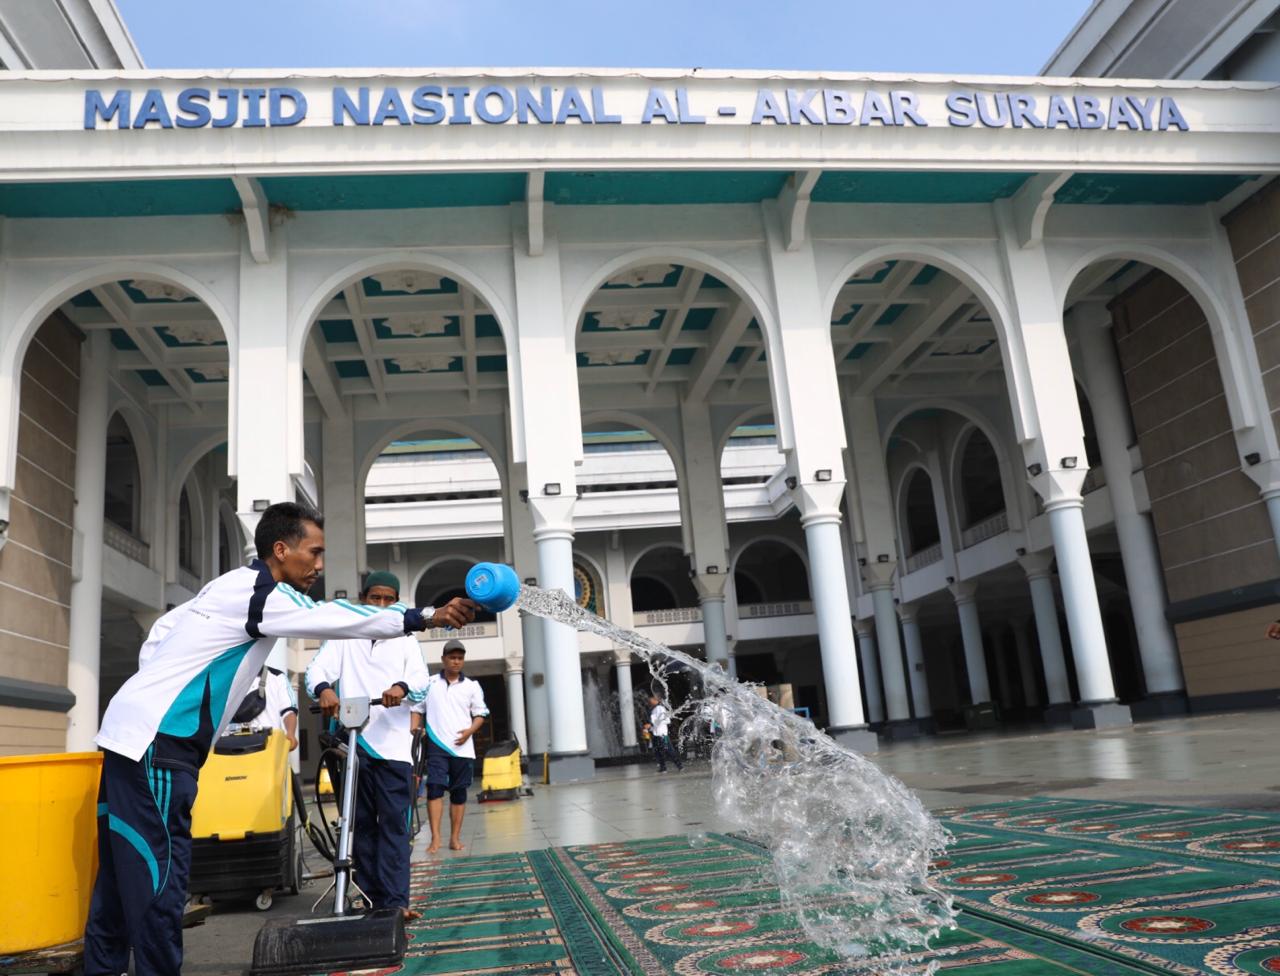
[{"x1": 411, "y1": 639, "x2": 488, "y2": 853}]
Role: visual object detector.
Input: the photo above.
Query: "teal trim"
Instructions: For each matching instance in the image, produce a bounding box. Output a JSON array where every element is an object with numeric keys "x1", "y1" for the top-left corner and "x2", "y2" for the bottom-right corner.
[
  {"x1": 1055, "y1": 172, "x2": 1253, "y2": 205},
  {"x1": 546, "y1": 170, "x2": 790, "y2": 205},
  {"x1": 108, "y1": 814, "x2": 159, "y2": 893},
  {"x1": 0, "y1": 178, "x2": 242, "y2": 219},
  {"x1": 356, "y1": 734, "x2": 384, "y2": 759},
  {"x1": 813, "y1": 170, "x2": 1032, "y2": 203},
  {"x1": 157, "y1": 640, "x2": 255, "y2": 738},
  {"x1": 426, "y1": 725, "x2": 459, "y2": 758},
  {"x1": 260, "y1": 173, "x2": 526, "y2": 211},
  {"x1": 277, "y1": 585, "x2": 304, "y2": 608},
  {"x1": 97, "y1": 802, "x2": 107, "y2": 817},
  {"x1": 335, "y1": 599, "x2": 375, "y2": 616}
]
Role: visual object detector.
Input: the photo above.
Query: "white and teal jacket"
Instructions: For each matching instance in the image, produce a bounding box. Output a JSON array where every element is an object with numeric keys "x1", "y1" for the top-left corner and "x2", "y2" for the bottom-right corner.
[
  {"x1": 95, "y1": 559, "x2": 428, "y2": 771},
  {"x1": 304, "y1": 634, "x2": 429, "y2": 765}
]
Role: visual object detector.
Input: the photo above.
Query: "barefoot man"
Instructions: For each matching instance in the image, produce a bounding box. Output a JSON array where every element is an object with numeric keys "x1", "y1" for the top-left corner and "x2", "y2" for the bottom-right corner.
[{"x1": 413, "y1": 639, "x2": 488, "y2": 853}]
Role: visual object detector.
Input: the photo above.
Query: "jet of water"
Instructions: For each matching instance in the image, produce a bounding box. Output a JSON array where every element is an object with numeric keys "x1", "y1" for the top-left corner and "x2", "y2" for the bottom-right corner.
[{"x1": 517, "y1": 583, "x2": 956, "y2": 969}]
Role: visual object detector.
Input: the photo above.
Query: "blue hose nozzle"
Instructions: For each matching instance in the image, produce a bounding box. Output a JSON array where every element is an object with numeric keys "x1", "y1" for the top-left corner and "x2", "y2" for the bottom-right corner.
[{"x1": 465, "y1": 562, "x2": 520, "y2": 613}]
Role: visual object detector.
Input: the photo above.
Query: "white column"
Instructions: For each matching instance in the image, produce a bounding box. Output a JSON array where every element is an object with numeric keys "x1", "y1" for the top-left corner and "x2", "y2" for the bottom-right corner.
[
  {"x1": 1021, "y1": 555, "x2": 1072, "y2": 706},
  {"x1": 505, "y1": 661, "x2": 528, "y2": 754},
  {"x1": 320, "y1": 407, "x2": 359, "y2": 598},
  {"x1": 853, "y1": 619, "x2": 885, "y2": 724},
  {"x1": 1047, "y1": 499, "x2": 1118, "y2": 704},
  {"x1": 680, "y1": 399, "x2": 733, "y2": 670},
  {"x1": 949, "y1": 581, "x2": 991, "y2": 703},
  {"x1": 615, "y1": 654, "x2": 638, "y2": 748},
  {"x1": 897, "y1": 602, "x2": 932, "y2": 720},
  {"x1": 531, "y1": 497, "x2": 592, "y2": 771},
  {"x1": 799, "y1": 504, "x2": 870, "y2": 735},
  {"x1": 1074, "y1": 307, "x2": 1184, "y2": 697},
  {"x1": 234, "y1": 229, "x2": 294, "y2": 539},
  {"x1": 519, "y1": 609, "x2": 550, "y2": 756},
  {"x1": 868, "y1": 583, "x2": 911, "y2": 723},
  {"x1": 1012, "y1": 617, "x2": 1041, "y2": 707},
  {"x1": 67, "y1": 331, "x2": 111, "y2": 751},
  {"x1": 995, "y1": 204, "x2": 1127, "y2": 728}
]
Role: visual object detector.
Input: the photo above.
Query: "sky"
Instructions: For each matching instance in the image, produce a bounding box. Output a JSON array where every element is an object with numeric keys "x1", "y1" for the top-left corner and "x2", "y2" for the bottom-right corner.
[{"x1": 115, "y1": 0, "x2": 1093, "y2": 76}]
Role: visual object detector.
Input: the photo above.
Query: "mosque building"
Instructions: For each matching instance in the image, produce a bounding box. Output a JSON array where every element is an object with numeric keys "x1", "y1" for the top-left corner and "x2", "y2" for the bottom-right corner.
[{"x1": 1, "y1": 0, "x2": 1278, "y2": 780}]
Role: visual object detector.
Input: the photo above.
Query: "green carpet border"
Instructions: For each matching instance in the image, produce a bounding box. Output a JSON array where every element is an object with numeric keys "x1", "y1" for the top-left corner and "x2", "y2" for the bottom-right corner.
[
  {"x1": 956, "y1": 911, "x2": 1157, "y2": 975},
  {"x1": 528, "y1": 847, "x2": 632, "y2": 975}
]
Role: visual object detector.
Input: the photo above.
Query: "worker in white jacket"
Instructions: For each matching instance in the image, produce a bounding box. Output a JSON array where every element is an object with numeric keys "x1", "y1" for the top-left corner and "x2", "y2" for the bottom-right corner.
[
  {"x1": 84, "y1": 502, "x2": 476, "y2": 976},
  {"x1": 306, "y1": 570, "x2": 429, "y2": 919}
]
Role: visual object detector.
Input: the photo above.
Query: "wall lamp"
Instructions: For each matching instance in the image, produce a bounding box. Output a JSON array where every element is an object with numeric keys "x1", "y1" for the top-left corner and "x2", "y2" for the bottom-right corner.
[
  {"x1": 784, "y1": 476, "x2": 798, "y2": 490},
  {"x1": 544, "y1": 483, "x2": 561, "y2": 496},
  {"x1": 252, "y1": 498, "x2": 270, "y2": 512},
  {"x1": 333, "y1": 589, "x2": 348, "y2": 599},
  {"x1": 1016, "y1": 546, "x2": 1027, "y2": 557},
  {"x1": 857, "y1": 557, "x2": 867, "y2": 567},
  {"x1": 1061, "y1": 456, "x2": 1078, "y2": 469},
  {"x1": 1246, "y1": 452, "x2": 1262, "y2": 466},
  {"x1": 946, "y1": 575, "x2": 956, "y2": 584},
  {"x1": 1026, "y1": 463, "x2": 1043, "y2": 477},
  {"x1": 814, "y1": 469, "x2": 832, "y2": 482},
  {"x1": 524, "y1": 577, "x2": 537, "y2": 586},
  {"x1": 705, "y1": 565, "x2": 720, "y2": 574},
  {"x1": 519, "y1": 489, "x2": 529, "y2": 503},
  {"x1": 0, "y1": 518, "x2": 8, "y2": 534},
  {"x1": 876, "y1": 553, "x2": 890, "y2": 563}
]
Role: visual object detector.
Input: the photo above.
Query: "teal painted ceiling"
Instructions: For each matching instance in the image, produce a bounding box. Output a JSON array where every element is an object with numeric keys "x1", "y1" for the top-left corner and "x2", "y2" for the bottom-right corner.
[{"x1": 0, "y1": 170, "x2": 1258, "y2": 218}]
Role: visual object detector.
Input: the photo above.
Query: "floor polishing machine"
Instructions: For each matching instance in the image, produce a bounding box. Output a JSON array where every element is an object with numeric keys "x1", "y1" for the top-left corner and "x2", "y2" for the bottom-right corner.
[{"x1": 250, "y1": 696, "x2": 405, "y2": 975}]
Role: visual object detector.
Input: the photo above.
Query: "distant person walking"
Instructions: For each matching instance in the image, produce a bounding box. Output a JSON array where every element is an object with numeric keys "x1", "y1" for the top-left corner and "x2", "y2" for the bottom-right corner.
[{"x1": 644, "y1": 694, "x2": 683, "y2": 773}]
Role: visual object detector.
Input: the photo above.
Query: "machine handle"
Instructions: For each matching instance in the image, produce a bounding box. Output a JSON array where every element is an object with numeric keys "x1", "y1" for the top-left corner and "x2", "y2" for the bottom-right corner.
[{"x1": 307, "y1": 698, "x2": 403, "y2": 714}]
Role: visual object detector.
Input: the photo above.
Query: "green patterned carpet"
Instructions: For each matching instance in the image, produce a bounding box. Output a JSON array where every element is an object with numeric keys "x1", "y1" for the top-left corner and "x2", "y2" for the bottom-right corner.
[{"x1": 320, "y1": 799, "x2": 1280, "y2": 975}]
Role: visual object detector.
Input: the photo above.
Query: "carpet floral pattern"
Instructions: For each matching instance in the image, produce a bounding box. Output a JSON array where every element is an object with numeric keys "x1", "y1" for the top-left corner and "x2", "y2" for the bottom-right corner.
[{"x1": 313, "y1": 800, "x2": 1280, "y2": 974}]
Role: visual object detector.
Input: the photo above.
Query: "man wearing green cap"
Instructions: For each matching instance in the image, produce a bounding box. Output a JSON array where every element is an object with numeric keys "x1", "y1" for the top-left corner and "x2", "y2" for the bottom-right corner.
[{"x1": 305, "y1": 570, "x2": 428, "y2": 920}]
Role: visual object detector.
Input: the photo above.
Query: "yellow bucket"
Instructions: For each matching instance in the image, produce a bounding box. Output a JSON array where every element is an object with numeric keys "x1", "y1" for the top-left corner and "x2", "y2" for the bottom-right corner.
[{"x1": 0, "y1": 752, "x2": 102, "y2": 953}]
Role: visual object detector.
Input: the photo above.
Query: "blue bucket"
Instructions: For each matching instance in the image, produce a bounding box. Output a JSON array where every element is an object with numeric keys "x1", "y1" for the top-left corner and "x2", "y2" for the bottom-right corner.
[{"x1": 465, "y1": 562, "x2": 521, "y2": 613}]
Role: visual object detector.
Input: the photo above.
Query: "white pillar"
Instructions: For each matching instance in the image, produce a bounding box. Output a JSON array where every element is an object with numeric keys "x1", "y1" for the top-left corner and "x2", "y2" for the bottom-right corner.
[
  {"x1": 1020, "y1": 553, "x2": 1072, "y2": 706},
  {"x1": 680, "y1": 399, "x2": 733, "y2": 671},
  {"x1": 853, "y1": 619, "x2": 886, "y2": 724},
  {"x1": 615, "y1": 655, "x2": 638, "y2": 748},
  {"x1": 531, "y1": 497, "x2": 593, "y2": 778},
  {"x1": 233, "y1": 228, "x2": 294, "y2": 539},
  {"x1": 1047, "y1": 499, "x2": 1119, "y2": 705},
  {"x1": 697, "y1": 585, "x2": 731, "y2": 669},
  {"x1": 320, "y1": 408, "x2": 359, "y2": 598},
  {"x1": 799, "y1": 507, "x2": 871, "y2": 739},
  {"x1": 897, "y1": 602, "x2": 932, "y2": 720},
  {"x1": 949, "y1": 581, "x2": 991, "y2": 703},
  {"x1": 1074, "y1": 307, "x2": 1184, "y2": 697},
  {"x1": 519, "y1": 609, "x2": 550, "y2": 756},
  {"x1": 505, "y1": 661, "x2": 528, "y2": 754},
  {"x1": 67, "y1": 331, "x2": 111, "y2": 751},
  {"x1": 869, "y1": 583, "x2": 911, "y2": 723},
  {"x1": 1265, "y1": 492, "x2": 1280, "y2": 562},
  {"x1": 1012, "y1": 617, "x2": 1041, "y2": 707}
]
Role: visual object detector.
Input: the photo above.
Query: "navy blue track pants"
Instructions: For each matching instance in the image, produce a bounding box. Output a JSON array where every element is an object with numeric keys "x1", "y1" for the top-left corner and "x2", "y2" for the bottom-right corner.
[
  {"x1": 84, "y1": 746, "x2": 197, "y2": 976},
  {"x1": 353, "y1": 751, "x2": 413, "y2": 911}
]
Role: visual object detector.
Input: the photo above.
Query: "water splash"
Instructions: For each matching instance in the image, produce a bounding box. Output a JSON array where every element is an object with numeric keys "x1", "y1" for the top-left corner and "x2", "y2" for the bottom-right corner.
[{"x1": 517, "y1": 584, "x2": 956, "y2": 968}]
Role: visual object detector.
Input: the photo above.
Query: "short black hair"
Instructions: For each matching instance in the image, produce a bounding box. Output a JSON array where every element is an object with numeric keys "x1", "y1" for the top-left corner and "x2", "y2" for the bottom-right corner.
[{"x1": 254, "y1": 502, "x2": 324, "y2": 559}]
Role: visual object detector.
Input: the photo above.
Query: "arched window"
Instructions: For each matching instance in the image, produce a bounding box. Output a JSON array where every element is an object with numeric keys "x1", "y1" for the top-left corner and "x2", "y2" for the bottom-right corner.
[
  {"x1": 904, "y1": 469, "x2": 941, "y2": 554},
  {"x1": 104, "y1": 413, "x2": 141, "y2": 537},
  {"x1": 416, "y1": 559, "x2": 495, "y2": 623},
  {"x1": 178, "y1": 487, "x2": 195, "y2": 575},
  {"x1": 630, "y1": 547, "x2": 698, "y2": 612},
  {"x1": 958, "y1": 430, "x2": 1005, "y2": 528},
  {"x1": 734, "y1": 541, "x2": 809, "y2": 604}
]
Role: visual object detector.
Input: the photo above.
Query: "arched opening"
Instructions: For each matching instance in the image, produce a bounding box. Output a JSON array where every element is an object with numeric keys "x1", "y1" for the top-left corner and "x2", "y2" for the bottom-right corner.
[
  {"x1": 630, "y1": 546, "x2": 698, "y2": 612},
  {"x1": 903, "y1": 469, "x2": 941, "y2": 555},
  {"x1": 734, "y1": 539, "x2": 810, "y2": 605},
  {"x1": 414, "y1": 556, "x2": 495, "y2": 623},
  {"x1": 104, "y1": 412, "x2": 142, "y2": 539},
  {"x1": 957, "y1": 428, "x2": 1006, "y2": 529},
  {"x1": 177, "y1": 486, "x2": 195, "y2": 576}
]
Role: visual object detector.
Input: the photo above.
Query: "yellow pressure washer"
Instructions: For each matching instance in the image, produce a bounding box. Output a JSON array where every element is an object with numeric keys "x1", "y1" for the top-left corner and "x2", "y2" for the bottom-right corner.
[
  {"x1": 188, "y1": 727, "x2": 299, "y2": 911},
  {"x1": 477, "y1": 737, "x2": 525, "y2": 802}
]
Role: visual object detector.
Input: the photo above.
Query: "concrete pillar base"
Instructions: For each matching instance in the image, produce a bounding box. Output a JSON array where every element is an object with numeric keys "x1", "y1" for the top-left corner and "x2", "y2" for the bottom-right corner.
[
  {"x1": 526, "y1": 752, "x2": 545, "y2": 782},
  {"x1": 1129, "y1": 692, "x2": 1190, "y2": 721},
  {"x1": 1042, "y1": 703, "x2": 1075, "y2": 727},
  {"x1": 547, "y1": 752, "x2": 596, "y2": 783},
  {"x1": 963, "y1": 702, "x2": 999, "y2": 731},
  {"x1": 879, "y1": 718, "x2": 923, "y2": 742},
  {"x1": 828, "y1": 726, "x2": 880, "y2": 754},
  {"x1": 1070, "y1": 702, "x2": 1133, "y2": 731}
]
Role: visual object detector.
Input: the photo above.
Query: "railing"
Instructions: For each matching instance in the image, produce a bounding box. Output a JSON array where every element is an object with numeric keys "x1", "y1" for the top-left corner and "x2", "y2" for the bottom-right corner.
[
  {"x1": 423, "y1": 622, "x2": 499, "y2": 641},
  {"x1": 636, "y1": 607, "x2": 703, "y2": 626},
  {"x1": 1082, "y1": 466, "x2": 1107, "y2": 494},
  {"x1": 104, "y1": 521, "x2": 150, "y2": 564},
  {"x1": 959, "y1": 510, "x2": 1008, "y2": 549},
  {"x1": 177, "y1": 568, "x2": 201, "y2": 593},
  {"x1": 739, "y1": 600, "x2": 814, "y2": 619},
  {"x1": 904, "y1": 543, "x2": 943, "y2": 574}
]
